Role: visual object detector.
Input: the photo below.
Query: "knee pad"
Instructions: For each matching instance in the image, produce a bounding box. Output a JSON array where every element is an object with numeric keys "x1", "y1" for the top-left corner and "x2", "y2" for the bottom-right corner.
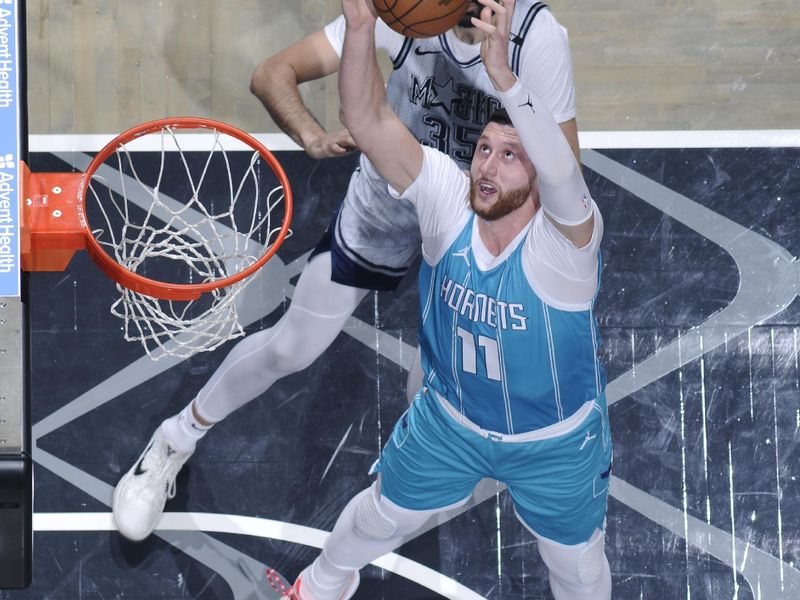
[
  {"x1": 576, "y1": 530, "x2": 606, "y2": 585},
  {"x1": 353, "y1": 491, "x2": 397, "y2": 540},
  {"x1": 538, "y1": 529, "x2": 607, "y2": 587}
]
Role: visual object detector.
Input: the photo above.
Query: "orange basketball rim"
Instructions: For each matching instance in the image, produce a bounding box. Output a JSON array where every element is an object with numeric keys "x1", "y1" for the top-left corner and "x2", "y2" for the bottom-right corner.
[{"x1": 20, "y1": 117, "x2": 293, "y2": 302}]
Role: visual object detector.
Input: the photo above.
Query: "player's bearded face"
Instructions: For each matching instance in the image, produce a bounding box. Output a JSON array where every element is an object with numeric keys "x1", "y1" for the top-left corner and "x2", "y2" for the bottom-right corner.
[
  {"x1": 459, "y1": 1, "x2": 482, "y2": 27},
  {"x1": 469, "y1": 179, "x2": 532, "y2": 221},
  {"x1": 469, "y1": 123, "x2": 536, "y2": 220}
]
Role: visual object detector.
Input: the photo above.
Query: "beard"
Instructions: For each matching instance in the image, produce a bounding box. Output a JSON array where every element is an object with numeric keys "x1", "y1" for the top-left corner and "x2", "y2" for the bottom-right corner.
[
  {"x1": 469, "y1": 180, "x2": 532, "y2": 221},
  {"x1": 458, "y1": 2, "x2": 481, "y2": 28}
]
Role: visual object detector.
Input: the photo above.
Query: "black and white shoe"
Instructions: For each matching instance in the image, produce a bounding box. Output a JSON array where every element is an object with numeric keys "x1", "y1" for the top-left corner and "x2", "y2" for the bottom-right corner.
[{"x1": 112, "y1": 425, "x2": 192, "y2": 541}]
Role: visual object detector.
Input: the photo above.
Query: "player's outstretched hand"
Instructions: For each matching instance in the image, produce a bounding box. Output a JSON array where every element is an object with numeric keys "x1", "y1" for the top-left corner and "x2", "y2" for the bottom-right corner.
[
  {"x1": 473, "y1": 0, "x2": 517, "y2": 92},
  {"x1": 305, "y1": 128, "x2": 358, "y2": 159}
]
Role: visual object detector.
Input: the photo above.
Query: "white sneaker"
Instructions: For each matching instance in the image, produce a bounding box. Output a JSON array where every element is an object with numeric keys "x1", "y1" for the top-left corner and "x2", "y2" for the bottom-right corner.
[{"x1": 112, "y1": 425, "x2": 193, "y2": 541}]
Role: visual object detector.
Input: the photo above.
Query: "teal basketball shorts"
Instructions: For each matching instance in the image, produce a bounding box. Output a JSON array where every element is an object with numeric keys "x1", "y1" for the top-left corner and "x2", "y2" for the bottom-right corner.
[{"x1": 373, "y1": 388, "x2": 613, "y2": 545}]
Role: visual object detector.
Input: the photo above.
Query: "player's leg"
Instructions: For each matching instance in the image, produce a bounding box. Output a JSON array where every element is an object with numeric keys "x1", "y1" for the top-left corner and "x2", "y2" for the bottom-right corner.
[
  {"x1": 289, "y1": 481, "x2": 436, "y2": 600},
  {"x1": 535, "y1": 527, "x2": 611, "y2": 600},
  {"x1": 189, "y1": 251, "x2": 368, "y2": 424},
  {"x1": 502, "y1": 399, "x2": 613, "y2": 600},
  {"x1": 113, "y1": 252, "x2": 368, "y2": 541},
  {"x1": 288, "y1": 388, "x2": 485, "y2": 599}
]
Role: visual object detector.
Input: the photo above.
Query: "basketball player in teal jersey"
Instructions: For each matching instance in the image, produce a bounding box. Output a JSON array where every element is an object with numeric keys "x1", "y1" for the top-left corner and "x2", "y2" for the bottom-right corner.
[
  {"x1": 277, "y1": 1, "x2": 612, "y2": 599},
  {"x1": 113, "y1": 0, "x2": 583, "y2": 544}
]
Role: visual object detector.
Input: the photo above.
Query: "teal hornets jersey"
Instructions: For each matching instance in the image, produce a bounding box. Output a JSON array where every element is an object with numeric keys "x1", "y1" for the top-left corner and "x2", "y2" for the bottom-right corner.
[{"x1": 419, "y1": 215, "x2": 605, "y2": 435}]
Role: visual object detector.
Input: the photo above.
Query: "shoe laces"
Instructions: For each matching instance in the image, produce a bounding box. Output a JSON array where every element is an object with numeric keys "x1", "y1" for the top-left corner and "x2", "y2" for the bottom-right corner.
[
  {"x1": 160, "y1": 453, "x2": 185, "y2": 500},
  {"x1": 150, "y1": 434, "x2": 187, "y2": 500},
  {"x1": 166, "y1": 478, "x2": 177, "y2": 500},
  {"x1": 266, "y1": 569, "x2": 299, "y2": 600}
]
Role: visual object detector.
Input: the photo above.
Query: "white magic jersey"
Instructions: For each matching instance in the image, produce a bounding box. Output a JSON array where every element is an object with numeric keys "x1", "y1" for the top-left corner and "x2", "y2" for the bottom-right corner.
[{"x1": 324, "y1": 2, "x2": 576, "y2": 277}]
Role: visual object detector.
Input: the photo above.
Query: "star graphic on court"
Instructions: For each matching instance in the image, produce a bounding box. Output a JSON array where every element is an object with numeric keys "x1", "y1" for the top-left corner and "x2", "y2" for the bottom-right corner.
[{"x1": 430, "y1": 77, "x2": 462, "y2": 114}]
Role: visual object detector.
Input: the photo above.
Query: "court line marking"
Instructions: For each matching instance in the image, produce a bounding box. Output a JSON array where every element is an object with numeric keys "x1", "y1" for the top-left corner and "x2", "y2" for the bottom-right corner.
[
  {"x1": 32, "y1": 447, "x2": 285, "y2": 600},
  {"x1": 583, "y1": 148, "x2": 800, "y2": 598},
  {"x1": 33, "y1": 512, "x2": 485, "y2": 600},
  {"x1": 29, "y1": 130, "x2": 800, "y2": 152},
  {"x1": 612, "y1": 477, "x2": 800, "y2": 599},
  {"x1": 582, "y1": 148, "x2": 800, "y2": 405},
  {"x1": 578, "y1": 130, "x2": 800, "y2": 149}
]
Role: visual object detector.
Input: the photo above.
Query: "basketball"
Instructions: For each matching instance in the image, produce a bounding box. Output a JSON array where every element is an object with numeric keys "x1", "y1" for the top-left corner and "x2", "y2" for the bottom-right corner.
[{"x1": 373, "y1": 0, "x2": 473, "y2": 38}]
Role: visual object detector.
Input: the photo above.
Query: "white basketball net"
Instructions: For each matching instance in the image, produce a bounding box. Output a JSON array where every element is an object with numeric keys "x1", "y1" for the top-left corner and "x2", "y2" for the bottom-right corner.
[{"x1": 87, "y1": 125, "x2": 288, "y2": 359}]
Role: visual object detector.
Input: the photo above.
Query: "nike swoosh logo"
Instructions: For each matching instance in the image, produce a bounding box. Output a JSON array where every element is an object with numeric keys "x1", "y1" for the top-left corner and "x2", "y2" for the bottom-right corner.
[
  {"x1": 133, "y1": 441, "x2": 154, "y2": 476},
  {"x1": 414, "y1": 47, "x2": 442, "y2": 56}
]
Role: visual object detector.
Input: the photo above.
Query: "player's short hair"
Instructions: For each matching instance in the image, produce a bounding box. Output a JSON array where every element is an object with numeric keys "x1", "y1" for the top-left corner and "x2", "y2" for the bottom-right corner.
[{"x1": 487, "y1": 108, "x2": 513, "y2": 127}]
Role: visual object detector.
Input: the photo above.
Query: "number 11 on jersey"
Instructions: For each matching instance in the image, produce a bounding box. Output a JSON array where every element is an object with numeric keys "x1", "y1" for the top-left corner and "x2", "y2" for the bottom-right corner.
[{"x1": 456, "y1": 326, "x2": 502, "y2": 382}]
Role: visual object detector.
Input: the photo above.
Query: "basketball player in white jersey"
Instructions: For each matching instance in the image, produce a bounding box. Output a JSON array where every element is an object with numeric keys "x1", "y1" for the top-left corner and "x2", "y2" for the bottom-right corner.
[
  {"x1": 113, "y1": 0, "x2": 583, "y2": 543},
  {"x1": 277, "y1": 0, "x2": 612, "y2": 598}
]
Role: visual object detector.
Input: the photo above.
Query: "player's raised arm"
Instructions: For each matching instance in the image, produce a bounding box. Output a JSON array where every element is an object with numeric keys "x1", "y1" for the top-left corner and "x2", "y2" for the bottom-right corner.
[
  {"x1": 474, "y1": 0, "x2": 594, "y2": 247},
  {"x1": 339, "y1": 0, "x2": 423, "y2": 195},
  {"x1": 250, "y1": 29, "x2": 357, "y2": 159}
]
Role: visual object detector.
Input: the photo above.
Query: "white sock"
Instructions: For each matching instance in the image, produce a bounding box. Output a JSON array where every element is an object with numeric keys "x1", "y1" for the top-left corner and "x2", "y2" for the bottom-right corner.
[
  {"x1": 160, "y1": 402, "x2": 212, "y2": 454},
  {"x1": 308, "y1": 556, "x2": 352, "y2": 595}
]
